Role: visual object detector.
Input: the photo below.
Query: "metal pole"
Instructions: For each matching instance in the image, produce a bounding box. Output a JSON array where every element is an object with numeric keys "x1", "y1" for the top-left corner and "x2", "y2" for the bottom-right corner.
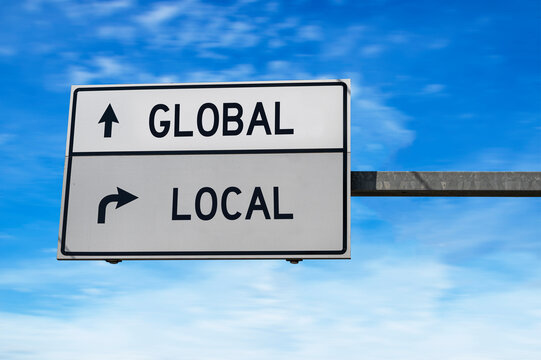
[{"x1": 351, "y1": 171, "x2": 541, "y2": 197}]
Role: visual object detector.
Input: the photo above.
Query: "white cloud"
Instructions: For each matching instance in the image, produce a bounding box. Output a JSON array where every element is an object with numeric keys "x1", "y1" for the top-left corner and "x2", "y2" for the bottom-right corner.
[
  {"x1": 459, "y1": 112, "x2": 475, "y2": 119},
  {"x1": 0, "y1": 46, "x2": 16, "y2": 56},
  {"x1": 387, "y1": 31, "x2": 410, "y2": 44},
  {"x1": 0, "y1": 133, "x2": 14, "y2": 146},
  {"x1": 361, "y1": 44, "x2": 385, "y2": 57},
  {"x1": 131, "y1": 1, "x2": 265, "y2": 52},
  {"x1": 65, "y1": 56, "x2": 179, "y2": 85},
  {"x1": 450, "y1": 147, "x2": 541, "y2": 171},
  {"x1": 136, "y1": 2, "x2": 185, "y2": 28},
  {"x1": 184, "y1": 64, "x2": 255, "y2": 82},
  {"x1": 68, "y1": 56, "x2": 131, "y2": 84},
  {"x1": 0, "y1": 256, "x2": 539, "y2": 359},
  {"x1": 422, "y1": 83, "x2": 446, "y2": 94},
  {"x1": 388, "y1": 198, "x2": 541, "y2": 262},
  {"x1": 39, "y1": 0, "x2": 135, "y2": 18},
  {"x1": 0, "y1": 125, "x2": 65, "y2": 197},
  {"x1": 92, "y1": 0, "x2": 133, "y2": 15},
  {"x1": 266, "y1": 60, "x2": 294, "y2": 74},
  {"x1": 427, "y1": 38, "x2": 449, "y2": 49},
  {"x1": 350, "y1": 80, "x2": 415, "y2": 167},
  {"x1": 297, "y1": 25, "x2": 323, "y2": 41},
  {"x1": 325, "y1": 25, "x2": 367, "y2": 58},
  {"x1": 23, "y1": 0, "x2": 60, "y2": 12},
  {"x1": 203, "y1": 21, "x2": 260, "y2": 49},
  {"x1": 264, "y1": 1, "x2": 280, "y2": 12},
  {"x1": 97, "y1": 25, "x2": 136, "y2": 42}
]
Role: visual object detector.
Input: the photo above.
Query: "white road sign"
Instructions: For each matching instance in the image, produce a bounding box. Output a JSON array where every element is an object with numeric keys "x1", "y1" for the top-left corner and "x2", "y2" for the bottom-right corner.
[{"x1": 58, "y1": 80, "x2": 350, "y2": 260}]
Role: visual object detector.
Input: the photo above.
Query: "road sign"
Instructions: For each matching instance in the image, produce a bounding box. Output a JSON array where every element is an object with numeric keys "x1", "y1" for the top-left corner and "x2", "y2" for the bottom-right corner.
[{"x1": 58, "y1": 80, "x2": 350, "y2": 260}]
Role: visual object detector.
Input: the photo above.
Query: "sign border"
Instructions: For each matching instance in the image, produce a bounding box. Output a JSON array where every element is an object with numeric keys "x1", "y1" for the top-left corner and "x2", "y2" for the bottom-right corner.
[{"x1": 59, "y1": 80, "x2": 350, "y2": 259}]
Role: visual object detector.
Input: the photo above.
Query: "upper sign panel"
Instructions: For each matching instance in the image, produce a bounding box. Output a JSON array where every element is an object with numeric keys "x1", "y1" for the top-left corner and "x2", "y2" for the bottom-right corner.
[{"x1": 69, "y1": 80, "x2": 349, "y2": 154}]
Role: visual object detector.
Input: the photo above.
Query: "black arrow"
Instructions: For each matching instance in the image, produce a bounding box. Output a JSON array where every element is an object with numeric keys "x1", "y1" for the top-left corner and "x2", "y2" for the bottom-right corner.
[
  {"x1": 97, "y1": 187, "x2": 138, "y2": 224},
  {"x1": 98, "y1": 104, "x2": 119, "y2": 138}
]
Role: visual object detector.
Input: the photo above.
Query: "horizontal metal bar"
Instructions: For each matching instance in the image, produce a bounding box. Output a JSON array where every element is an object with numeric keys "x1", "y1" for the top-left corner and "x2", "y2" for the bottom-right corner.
[{"x1": 351, "y1": 171, "x2": 541, "y2": 197}]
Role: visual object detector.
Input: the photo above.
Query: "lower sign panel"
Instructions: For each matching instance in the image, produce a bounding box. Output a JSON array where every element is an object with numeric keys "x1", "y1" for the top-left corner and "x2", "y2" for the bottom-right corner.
[{"x1": 58, "y1": 153, "x2": 350, "y2": 259}]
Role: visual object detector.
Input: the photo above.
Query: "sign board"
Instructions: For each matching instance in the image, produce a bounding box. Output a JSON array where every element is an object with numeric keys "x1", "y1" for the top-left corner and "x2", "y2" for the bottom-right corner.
[{"x1": 58, "y1": 80, "x2": 350, "y2": 260}]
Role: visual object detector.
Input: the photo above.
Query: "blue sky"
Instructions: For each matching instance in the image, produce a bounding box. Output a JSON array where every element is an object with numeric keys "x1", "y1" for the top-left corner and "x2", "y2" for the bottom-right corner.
[{"x1": 0, "y1": 0, "x2": 540, "y2": 358}]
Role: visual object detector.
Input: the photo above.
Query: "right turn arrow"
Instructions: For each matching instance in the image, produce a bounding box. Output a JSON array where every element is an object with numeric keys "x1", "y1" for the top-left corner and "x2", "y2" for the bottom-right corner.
[{"x1": 97, "y1": 187, "x2": 138, "y2": 224}]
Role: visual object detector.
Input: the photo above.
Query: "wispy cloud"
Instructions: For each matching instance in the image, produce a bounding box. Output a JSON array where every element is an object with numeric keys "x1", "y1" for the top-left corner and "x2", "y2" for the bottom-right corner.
[
  {"x1": 183, "y1": 64, "x2": 256, "y2": 82},
  {"x1": 421, "y1": 83, "x2": 446, "y2": 94},
  {"x1": 0, "y1": 129, "x2": 64, "y2": 193},
  {"x1": 68, "y1": 56, "x2": 132, "y2": 84},
  {"x1": 0, "y1": 256, "x2": 539, "y2": 359},
  {"x1": 361, "y1": 44, "x2": 386, "y2": 57},
  {"x1": 350, "y1": 80, "x2": 415, "y2": 168},
  {"x1": 389, "y1": 198, "x2": 541, "y2": 263},
  {"x1": 133, "y1": 0, "x2": 263, "y2": 51},
  {"x1": 136, "y1": 2, "x2": 185, "y2": 28},
  {"x1": 65, "y1": 56, "x2": 178, "y2": 85},
  {"x1": 325, "y1": 25, "x2": 367, "y2": 58},
  {"x1": 81, "y1": 1, "x2": 324, "y2": 54},
  {"x1": 0, "y1": 133, "x2": 14, "y2": 146},
  {"x1": 450, "y1": 147, "x2": 541, "y2": 171},
  {"x1": 96, "y1": 25, "x2": 136, "y2": 42},
  {"x1": 0, "y1": 46, "x2": 16, "y2": 56},
  {"x1": 427, "y1": 38, "x2": 449, "y2": 49},
  {"x1": 296, "y1": 25, "x2": 323, "y2": 41},
  {"x1": 25, "y1": 0, "x2": 133, "y2": 17}
]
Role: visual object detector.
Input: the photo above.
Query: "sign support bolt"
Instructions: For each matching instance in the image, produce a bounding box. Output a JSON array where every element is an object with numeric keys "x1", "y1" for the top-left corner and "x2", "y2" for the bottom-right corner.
[
  {"x1": 286, "y1": 259, "x2": 302, "y2": 264},
  {"x1": 105, "y1": 260, "x2": 122, "y2": 264}
]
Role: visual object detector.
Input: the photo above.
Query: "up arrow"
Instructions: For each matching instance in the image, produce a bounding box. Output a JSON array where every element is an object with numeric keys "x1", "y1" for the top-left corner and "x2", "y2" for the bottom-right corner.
[
  {"x1": 97, "y1": 187, "x2": 138, "y2": 224},
  {"x1": 98, "y1": 104, "x2": 119, "y2": 138}
]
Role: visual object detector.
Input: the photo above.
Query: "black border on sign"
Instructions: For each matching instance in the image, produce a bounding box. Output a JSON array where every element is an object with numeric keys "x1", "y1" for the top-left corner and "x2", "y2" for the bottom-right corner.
[{"x1": 60, "y1": 81, "x2": 349, "y2": 257}]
